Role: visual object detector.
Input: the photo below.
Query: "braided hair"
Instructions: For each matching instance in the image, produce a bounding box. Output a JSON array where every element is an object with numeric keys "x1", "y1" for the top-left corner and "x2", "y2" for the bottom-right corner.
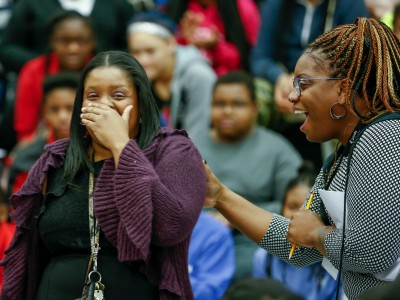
[{"x1": 306, "y1": 17, "x2": 400, "y2": 122}]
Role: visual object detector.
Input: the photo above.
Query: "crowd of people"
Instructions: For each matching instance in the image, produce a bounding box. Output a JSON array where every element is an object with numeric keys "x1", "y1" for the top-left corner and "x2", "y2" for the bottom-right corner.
[{"x1": 1, "y1": 0, "x2": 400, "y2": 299}]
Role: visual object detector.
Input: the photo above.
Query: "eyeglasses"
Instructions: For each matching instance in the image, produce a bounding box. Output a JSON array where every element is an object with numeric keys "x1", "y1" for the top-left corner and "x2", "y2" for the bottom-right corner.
[{"x1": 292, "y1": 77, "x2": 343, "y2": 96}]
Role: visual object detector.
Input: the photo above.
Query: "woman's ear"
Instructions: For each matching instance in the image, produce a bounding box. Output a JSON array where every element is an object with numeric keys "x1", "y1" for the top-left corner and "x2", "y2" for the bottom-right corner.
[{"x1": 338, "y1": 78, "x2": 352, "y2": 105}]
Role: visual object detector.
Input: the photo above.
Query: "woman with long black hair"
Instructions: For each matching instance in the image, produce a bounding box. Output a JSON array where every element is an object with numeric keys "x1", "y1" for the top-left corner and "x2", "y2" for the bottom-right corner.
[{"x1": 1, "y1": 50, "x2": 206, "y2": 300}]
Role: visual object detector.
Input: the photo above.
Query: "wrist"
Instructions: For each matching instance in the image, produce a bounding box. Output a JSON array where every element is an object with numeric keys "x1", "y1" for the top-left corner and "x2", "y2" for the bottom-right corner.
[
  {"x1": 110, "y1": 139, "x2": 130, "y2": 158},
  {"x1": 315, "y1": 226, "x2": 335, "y2": 250},
  {"x1": 317, "y1": 226, "x2": 328, "y2": 247},
  {"x1": 214, "y1": 184, "x2": 229, "y2": 210}
]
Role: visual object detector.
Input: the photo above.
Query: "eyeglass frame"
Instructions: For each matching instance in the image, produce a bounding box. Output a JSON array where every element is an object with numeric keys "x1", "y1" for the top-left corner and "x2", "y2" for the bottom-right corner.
[{"x1": 292, "y1": 77, "x2": 343, "y2": 97}]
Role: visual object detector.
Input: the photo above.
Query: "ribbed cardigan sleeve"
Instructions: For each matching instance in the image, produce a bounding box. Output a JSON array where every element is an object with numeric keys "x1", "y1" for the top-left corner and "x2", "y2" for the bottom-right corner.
[
  {"x1": 95, "y1": 131, "x2": 206, "y2": 263},
  {"x1": 0, "y1": 139, "x2": 68, "y2": 300}
]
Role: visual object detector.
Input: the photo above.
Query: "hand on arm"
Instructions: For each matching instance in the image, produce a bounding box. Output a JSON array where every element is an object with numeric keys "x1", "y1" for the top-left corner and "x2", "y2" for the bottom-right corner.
[{"x1": 203, "y1": 162, "x2": 273, "y2": 243}]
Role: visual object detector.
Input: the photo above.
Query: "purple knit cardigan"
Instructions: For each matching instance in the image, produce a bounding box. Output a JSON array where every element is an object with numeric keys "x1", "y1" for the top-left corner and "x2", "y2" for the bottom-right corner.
[{"x1": 0, "y1": 128, "x2": 206, "y2": 300}]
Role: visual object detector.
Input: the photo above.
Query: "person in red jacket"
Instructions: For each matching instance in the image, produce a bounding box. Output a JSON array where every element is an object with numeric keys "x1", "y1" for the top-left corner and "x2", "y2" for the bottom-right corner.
[
  {"x1": 165, "y1": 0, "x2": 260, "y2": 75},
  {"x1": 14, "y1": 10, "x2": 96, "y2": 142}
]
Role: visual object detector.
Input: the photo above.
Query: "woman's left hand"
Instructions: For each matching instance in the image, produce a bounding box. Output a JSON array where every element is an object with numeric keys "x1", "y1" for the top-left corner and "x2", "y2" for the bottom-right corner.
[
  {"x1": 287, "y1": 209, "x2": 325, "y2": 248},
  {"x1": 81, "y1": 103, "x2": 132, "y2": 151}
]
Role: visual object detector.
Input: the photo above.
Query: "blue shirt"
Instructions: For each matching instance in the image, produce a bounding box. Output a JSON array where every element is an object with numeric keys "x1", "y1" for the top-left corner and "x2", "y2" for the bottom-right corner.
[
  {"x1": 188, "y1": 211, "x2": 235, "y2": 300},
  {"x1": 253, "y1": 247, "x2": 341, "y2": 300}
]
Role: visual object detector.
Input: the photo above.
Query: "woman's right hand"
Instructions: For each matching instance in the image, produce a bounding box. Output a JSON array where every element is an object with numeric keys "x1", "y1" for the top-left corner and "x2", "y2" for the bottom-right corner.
[{"x1": 203, "y1": 161, "x2": 224, "y2": 208}]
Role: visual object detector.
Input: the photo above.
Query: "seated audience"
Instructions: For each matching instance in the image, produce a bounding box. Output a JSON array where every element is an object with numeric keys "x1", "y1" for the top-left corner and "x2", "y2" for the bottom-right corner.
[
  {"x1": 127, "y1": 11, "x2": 216, "y2": 139},
  {"x1": 165, "y1": 0, "x2": 260, "y2": 75},
  {"x1": 6, "y1": 72, "x2": 80, "y2": 196},
  {"x1": 13, "y1": 10, "x2": 95, "y2": 142},
  {"x1": 252, "y1": 163, "x2": 339, "y2": 300},
  {"x1": 193, "y1": 71, "x2": 302, "y2": 280},
  {"x1": 0, "y1": 0, "x2": 134, "y2": 74}
]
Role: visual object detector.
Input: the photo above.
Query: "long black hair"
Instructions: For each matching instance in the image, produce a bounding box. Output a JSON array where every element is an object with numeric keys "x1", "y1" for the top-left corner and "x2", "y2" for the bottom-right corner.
[
  {"x1": 64, "y1": 50, "x2": 160, "y2": 184},
  {"x1": 166, "y1": 0, "x2": 251, "y2": 70}
]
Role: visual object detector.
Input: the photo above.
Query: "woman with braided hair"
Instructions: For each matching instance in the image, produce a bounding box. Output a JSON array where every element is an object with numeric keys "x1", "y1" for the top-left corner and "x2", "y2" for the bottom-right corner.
[{"x1": 203, "y1": 17, "x2": 400, "y2": 300}]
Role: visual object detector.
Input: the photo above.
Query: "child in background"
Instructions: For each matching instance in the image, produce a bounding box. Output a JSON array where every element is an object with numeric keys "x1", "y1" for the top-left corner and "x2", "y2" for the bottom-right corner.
[
  {"x1": 252, "y1": 163, "x2": 340, "y2": 300},
  {"x1": 6, "y1": 72, "x2": 80, "y2": 195},
  {"x1": 14, "y1": 10, "x2": 95, "y2": 142},
  {"x1": 193, "y1": 71, "x2": 302, "y2": 280}
]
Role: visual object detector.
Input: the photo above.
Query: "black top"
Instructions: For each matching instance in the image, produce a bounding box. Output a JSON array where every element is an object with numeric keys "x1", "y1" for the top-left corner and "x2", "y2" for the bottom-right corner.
[
  {"x1": 38, "y1": 160, "x2": 110, "y2": 254},
  {"x1": 37, "y1": 161, "x2": 158, "y2": 300}
]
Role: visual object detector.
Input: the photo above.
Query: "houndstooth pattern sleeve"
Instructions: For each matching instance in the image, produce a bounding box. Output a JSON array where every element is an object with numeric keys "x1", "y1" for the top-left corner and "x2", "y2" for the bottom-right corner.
[
  {"x1": 324, "y1": 120, "x2": 400, "y2": 299},
  {"x1": 258, "y1": 169, "x2": 326, "y2": 267},
  {"x1": 259, "y1": 119, "x2": 400, "y2": 300}
]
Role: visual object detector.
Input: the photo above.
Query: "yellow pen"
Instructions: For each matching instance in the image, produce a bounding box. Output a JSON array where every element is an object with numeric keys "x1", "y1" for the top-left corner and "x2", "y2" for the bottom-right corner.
[{"x1": 288, "y1": 192, "x2": 315, "y2": 259}]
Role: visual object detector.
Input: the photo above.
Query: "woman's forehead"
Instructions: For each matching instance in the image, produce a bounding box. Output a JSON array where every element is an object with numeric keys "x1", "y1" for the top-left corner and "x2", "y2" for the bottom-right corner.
[{"x1": 295, "y1": 52, "x2": 330, "y2": 76}]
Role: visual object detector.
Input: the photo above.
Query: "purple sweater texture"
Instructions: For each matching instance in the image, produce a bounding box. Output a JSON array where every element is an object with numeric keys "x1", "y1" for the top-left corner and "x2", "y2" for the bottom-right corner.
[{"x1": 0, "y1": 128, "x2": 206, "y2": 300}]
